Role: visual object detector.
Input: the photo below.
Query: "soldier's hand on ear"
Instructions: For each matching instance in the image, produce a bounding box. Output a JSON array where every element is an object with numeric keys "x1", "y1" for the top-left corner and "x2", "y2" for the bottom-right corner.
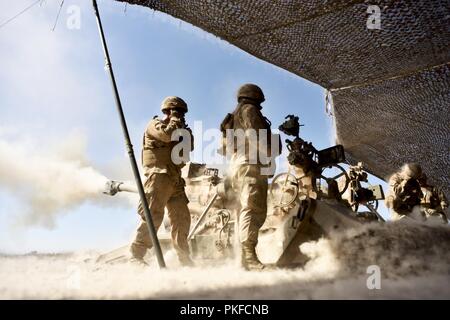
[
  {"x1": 167, "y1": 110, "x2": 184, "y2": 128},
  {"x1": 170, "y1": 109, "x2": 181, "y2": 119}
]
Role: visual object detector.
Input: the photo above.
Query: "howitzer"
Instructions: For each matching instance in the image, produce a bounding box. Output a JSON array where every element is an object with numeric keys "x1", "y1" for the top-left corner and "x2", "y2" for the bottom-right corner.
[
  {"x1": 103, "y1": 180, "x2": 137, "y2": 196},
  {"x1": 103, "y1": 174, "x2": 226, "y2": 243},
  {"x1": 278, "y1": 115, "x2": 349, "y2": 200},
  {"x1": 100, "y1": 156, "x2": 383, "y2": 268}
]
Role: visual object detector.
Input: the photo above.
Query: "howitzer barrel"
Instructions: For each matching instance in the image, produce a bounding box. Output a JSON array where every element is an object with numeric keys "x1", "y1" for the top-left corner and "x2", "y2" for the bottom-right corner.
[
  {"x1": 119, "y1": 183, "x2": 138, "y2": 193},
  {"x1": 103, "y1": 180, "x2": 138, "y2": 196}
]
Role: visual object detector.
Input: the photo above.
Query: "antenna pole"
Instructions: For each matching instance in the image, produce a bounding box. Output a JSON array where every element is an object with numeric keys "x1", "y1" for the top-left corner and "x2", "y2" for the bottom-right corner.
[{"x1": 92, "y1": 0, "x2": 166, "y2": 268}]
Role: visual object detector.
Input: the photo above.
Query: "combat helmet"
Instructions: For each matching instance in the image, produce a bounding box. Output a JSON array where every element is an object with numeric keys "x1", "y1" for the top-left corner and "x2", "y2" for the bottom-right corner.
[
  {"x1": 161, "y1": 96, "x2": 188, "y2": 113},
  {"x1": 402, "y1": 163, "x2": 423, "y2": 179},
  {"x1": 237, "y1": 83, "x2": 265, "y2": 103}
]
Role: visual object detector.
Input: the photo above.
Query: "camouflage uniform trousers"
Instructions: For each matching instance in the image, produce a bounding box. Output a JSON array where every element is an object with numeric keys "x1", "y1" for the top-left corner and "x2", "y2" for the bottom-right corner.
[
  {"x1": 130, "y1": 172, "x2": 191, "y2": 261},
  {"x1": 231, "y1": 164, "x2": 268, "y2": 246}
]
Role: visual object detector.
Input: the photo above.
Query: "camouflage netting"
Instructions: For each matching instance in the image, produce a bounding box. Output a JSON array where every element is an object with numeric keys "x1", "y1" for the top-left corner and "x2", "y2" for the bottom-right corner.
[
  {"x1": 332, "y1": 62, "x2": 450, "y2": 191},
  {"x1": 117, "y1": 0, "x2": 450, "y2": 194}
]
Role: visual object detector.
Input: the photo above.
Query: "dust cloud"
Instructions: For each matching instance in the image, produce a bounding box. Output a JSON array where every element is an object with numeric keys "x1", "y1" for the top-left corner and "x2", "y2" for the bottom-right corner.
[{"x1": 1, "y1": 220, "x2": 448, "y2": 299}]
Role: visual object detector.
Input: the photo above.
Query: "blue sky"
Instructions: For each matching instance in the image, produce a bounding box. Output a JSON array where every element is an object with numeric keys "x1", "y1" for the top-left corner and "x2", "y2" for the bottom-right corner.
[{"x1": 0, "y1": 0, "x2": 389, "y2": 254}]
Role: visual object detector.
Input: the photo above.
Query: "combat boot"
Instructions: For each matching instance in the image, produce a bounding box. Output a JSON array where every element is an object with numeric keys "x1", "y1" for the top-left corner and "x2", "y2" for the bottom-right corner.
[
  {"x1": 241, "y1": 242, "x2": 266, "y2": 271},
  {"x1": 178, "y1": 254, "x2": 195, "y2": 267}
]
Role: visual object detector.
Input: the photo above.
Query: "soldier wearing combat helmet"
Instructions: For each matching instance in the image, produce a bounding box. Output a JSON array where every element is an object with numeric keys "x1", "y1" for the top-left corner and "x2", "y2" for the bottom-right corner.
[
  {"x1": 130, "y1": 96, "x2": 194, "y2": 266},
  {"x1": 219, "y1": 83, "x2": 281, "y2": 270},
  {"x1": 385, "y1": 163, "x2": 424, "y2": 221}
]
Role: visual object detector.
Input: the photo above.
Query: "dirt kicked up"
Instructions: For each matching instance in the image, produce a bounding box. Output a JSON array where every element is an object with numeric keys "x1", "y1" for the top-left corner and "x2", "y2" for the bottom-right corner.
[{"x1": 1, "y1": 221, "x2": 449, "y2": 299}]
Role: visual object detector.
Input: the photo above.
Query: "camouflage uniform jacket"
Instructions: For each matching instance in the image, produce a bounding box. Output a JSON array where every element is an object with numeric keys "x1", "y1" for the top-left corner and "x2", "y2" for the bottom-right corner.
[{"x1": 142, "y1": 116, "x2": 193, "y2": 178}]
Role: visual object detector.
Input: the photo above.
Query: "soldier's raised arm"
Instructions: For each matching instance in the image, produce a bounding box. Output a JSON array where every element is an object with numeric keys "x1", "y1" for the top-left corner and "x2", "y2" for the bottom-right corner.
[
  {"x1": 147, "y1": 117, "x2": 184, "y2": 143},
  {"x1": 388, "y1": 174, "x2": 403, "y2": 195}
]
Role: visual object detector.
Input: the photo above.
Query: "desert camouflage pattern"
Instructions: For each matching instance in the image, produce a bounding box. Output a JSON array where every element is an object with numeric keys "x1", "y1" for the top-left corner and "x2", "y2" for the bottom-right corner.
[
  {"x1": 222, "y1": 85, "x2": 281, "y2": 270},
  {"x1": 160, "y1": 96, "x2": 188, "y2": 113},
  {"x1": 231, "y1": 164, "x2": 268, "y2": 245},
  {"x1": 386, "y1": 165, "x2": 424, "y2": 221},
  {"x1": 131, "y1": 172, "x2": 191, "y2": 263},
  {"x1": 237, "y1": 83, "x2": 265, "y2": 103},
  {"x1": 131, "y1": 109, "x2": 194, "y2": 265}
]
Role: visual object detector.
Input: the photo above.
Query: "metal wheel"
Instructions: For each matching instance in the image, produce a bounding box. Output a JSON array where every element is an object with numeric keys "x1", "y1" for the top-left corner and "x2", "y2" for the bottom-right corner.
[
  {"x1": 270, "y1": 172, "x2": 299, "y2": 207},
  {"x1": 313, "y1": 164, "x2": 350, "y2": 198}
]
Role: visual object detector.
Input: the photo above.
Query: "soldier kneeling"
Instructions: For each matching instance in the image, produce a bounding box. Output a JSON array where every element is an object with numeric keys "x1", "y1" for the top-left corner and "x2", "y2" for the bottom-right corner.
[{"x1": 385, "y1": 163, "x2": 424, "y2": 222}]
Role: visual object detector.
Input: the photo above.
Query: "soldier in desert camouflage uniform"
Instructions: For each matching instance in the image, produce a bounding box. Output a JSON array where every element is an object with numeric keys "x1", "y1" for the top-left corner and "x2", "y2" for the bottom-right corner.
[
  {"x1": 385, "y1": 163, "x2": 424, "y2": 221},
  {"x1": 219, "y1": 84, "x2": 281, "y2": 270},
  {"x1": 130, "y1": 96, "x2": 194, "y2": 266}
]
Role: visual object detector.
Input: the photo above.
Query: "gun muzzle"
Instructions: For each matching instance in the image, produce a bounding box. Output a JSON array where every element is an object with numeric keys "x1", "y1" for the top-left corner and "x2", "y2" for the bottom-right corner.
[{"x1": 103, "y1": 180, "x2": 138, "y2": 196}]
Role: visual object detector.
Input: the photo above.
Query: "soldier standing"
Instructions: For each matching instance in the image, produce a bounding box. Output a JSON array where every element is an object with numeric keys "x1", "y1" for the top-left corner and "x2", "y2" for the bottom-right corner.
[
  {"x1": 130, "y1": 96, "x2": 194, "y2": 266},
  {"x1": 418, "y1": 174, "x2": 448, "y2": 224},
  {"x1": 385, "y1": 163, "x2": 424, "y2": 221},
  {"x1": 219, "y1": 84, "x2": 281, "y2": 270}
]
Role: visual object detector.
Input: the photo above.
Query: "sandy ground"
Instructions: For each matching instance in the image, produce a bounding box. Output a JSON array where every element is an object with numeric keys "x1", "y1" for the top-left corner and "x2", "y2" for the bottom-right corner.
[{"x1": 1, "y1": 221, "x2": 449, "y2": 299}]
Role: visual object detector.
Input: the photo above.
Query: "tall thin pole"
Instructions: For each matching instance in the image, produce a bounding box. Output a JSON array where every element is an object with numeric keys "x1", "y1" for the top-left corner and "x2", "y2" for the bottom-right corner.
[{"x1": 92, "y1": 0, "x2": 166, "y2": 268}]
